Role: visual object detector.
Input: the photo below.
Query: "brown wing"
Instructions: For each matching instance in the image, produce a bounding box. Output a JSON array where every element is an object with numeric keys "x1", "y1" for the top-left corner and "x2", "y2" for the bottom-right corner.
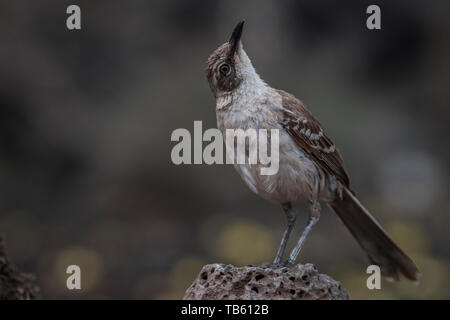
[{"x1": 278, "y1": 89, "x2": 351, "y2": 188}]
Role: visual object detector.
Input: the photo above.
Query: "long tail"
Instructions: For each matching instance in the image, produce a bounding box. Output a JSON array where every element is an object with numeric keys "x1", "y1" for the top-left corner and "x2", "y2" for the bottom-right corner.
[{"x1": 329, "y1": 188, "x2": 420, "y2": 281}]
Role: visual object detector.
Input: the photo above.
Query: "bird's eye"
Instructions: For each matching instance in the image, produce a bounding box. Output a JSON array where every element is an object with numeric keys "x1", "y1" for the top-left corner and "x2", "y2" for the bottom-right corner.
[{"x1": 219, "y1": 64, "x2": 230, "y2": 75}]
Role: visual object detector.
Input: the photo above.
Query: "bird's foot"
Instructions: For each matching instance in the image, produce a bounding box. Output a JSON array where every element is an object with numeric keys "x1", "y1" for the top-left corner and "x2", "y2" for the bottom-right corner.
[{"x1": 282, "y1": 259, "x2": 294, "y2": 268}]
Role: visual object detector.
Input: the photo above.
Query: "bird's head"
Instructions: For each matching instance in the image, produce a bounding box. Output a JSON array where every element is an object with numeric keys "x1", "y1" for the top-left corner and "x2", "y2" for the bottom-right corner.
[{"x1": 206, "y1": 21, "x2": 261, "y2": 99}]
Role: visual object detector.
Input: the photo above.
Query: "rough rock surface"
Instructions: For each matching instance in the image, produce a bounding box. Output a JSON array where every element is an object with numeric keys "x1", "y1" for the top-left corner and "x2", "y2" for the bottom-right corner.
[
  {"x1": 184, "y1": 263, "x2": 349, "y2": 300},
  {"x1": 0, "y1": 236, "x2": 40, "y2": 300}
]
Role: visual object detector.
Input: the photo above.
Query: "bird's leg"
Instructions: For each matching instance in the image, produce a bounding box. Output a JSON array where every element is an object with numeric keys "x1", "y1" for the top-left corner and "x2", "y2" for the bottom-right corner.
[
  {"x1": 284, "y1": 200, "x2": 321, "y2": 267},
  {"x1": 273, "y1": 203, "x2": 296, "y2": 265}
]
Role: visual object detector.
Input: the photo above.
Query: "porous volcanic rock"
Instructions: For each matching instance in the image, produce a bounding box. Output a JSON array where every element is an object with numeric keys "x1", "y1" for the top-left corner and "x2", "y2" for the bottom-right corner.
[
  {"x1": 184, "y1": 262, "x2": 349, "y2": 300},
  {"x1": 0, "y1": 236, "x2": 40, "y2": 300}
]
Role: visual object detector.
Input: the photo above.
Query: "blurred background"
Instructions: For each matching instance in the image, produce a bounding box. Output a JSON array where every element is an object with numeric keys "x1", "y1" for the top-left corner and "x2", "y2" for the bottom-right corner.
[{"x1": 0, "y1": 0, "x2": 449, "y2": 299}]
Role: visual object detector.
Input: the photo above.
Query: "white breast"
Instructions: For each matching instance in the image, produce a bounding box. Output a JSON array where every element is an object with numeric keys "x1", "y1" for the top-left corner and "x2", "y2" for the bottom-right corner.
[{"x1": 216, "y1": 89, "x2": 334, "y2": 205}]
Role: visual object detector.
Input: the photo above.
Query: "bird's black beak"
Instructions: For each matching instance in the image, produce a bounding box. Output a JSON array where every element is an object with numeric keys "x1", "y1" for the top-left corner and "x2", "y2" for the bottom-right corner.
[{"x1": 229, "y1": 20, "x2": 245, "y2": 56}]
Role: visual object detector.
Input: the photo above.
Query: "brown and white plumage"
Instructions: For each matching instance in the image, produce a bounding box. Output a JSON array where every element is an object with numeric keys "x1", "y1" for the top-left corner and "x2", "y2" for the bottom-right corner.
[
  {"x1": 206, "y1": 21, "x2": 420, "y2": 281},
  {"x1": 278, "y1": 90, "x2": 419, "y2": 281},
  {"x1": 279, "y1": 89, "x2": 350, "y2": 189}
]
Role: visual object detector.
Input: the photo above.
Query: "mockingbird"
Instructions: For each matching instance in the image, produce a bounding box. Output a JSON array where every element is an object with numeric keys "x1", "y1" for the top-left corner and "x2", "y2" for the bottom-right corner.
[{"x1": 205, "y1": 21, "x2": 419, "y2": 281}]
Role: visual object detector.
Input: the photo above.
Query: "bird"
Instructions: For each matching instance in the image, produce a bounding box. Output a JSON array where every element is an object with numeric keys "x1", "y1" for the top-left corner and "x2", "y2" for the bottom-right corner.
[{"x1": 205, "y1": 20, "x2": 420, "y2": 281}]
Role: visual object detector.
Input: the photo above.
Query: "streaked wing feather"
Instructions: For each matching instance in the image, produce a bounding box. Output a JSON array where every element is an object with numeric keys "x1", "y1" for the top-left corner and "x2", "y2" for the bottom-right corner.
[{"x1": 278, "y1": 89, "x2": 351, "y2": 188}]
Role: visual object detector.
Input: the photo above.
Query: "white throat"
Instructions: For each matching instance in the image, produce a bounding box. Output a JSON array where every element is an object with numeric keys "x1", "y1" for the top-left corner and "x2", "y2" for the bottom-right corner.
[{"x1": 235, "y1": 46, "x2": 267, "y2": 93}]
